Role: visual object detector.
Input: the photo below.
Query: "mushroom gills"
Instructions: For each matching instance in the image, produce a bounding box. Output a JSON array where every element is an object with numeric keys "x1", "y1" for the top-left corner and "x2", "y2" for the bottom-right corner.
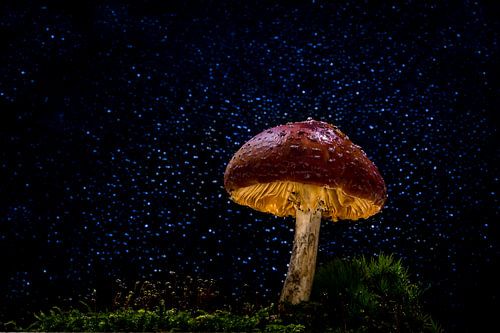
[{"x1": 229, "y1": 181, "x2": 382, "y2": 220}]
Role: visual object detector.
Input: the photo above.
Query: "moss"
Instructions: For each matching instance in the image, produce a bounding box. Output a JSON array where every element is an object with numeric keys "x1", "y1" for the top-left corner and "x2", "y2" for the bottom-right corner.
[
  {"x1": 7, "y1": 303, "x2": 281, "y2": 332},
  {"x1": 5, "y1": 254, "x2": 441, "y2": 332}
]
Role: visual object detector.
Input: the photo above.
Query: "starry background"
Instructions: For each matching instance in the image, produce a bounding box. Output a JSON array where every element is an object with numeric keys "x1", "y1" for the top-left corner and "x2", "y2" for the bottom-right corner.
[{"x1": 0, "y1": 0, "x2": 499, "y2": 331}]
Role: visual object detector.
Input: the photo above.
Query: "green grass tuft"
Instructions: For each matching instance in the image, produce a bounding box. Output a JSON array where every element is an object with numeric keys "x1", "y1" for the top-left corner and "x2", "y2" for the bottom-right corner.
[{"x1": 310, "y1": 253, "x2": 442, "y2": 332}]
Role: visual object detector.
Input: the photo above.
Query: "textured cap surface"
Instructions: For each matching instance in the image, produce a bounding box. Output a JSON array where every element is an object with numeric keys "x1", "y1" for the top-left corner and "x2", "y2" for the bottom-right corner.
[{"x1": 224, "y1": 119, "x2": 387, "y2": 220}]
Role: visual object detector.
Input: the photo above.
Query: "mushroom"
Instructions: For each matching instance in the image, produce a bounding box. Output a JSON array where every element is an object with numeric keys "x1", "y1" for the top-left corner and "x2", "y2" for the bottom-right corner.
[{"x1": 223, "y1": 119, "x2": 387, "y2": 305}]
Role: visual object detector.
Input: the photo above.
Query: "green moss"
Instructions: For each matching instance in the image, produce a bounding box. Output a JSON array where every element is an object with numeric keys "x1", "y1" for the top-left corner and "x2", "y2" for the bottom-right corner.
[
  {"x1": 10, "y1": 303, "x2": 280, "y2": 332},
  {"x1": 5, "y1": 254, "x2": 441, "y2": 332}
]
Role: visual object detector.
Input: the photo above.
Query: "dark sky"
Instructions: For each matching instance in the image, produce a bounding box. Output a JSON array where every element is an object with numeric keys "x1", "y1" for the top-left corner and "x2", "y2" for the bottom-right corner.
[{"x1": 0, "y1": 1, "x2": 499, "y2": 331}]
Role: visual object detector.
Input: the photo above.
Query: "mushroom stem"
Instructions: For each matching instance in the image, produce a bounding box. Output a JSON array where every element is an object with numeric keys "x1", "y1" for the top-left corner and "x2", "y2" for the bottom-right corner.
[{"x1": 279, "y1": 208, "x2": 322, "y2": 305}]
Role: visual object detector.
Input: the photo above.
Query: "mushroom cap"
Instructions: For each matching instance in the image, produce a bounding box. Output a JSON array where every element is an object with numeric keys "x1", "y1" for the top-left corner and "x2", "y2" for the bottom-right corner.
[{"x1": 224, "y1": 119, "x2": 387, "y2": 221}]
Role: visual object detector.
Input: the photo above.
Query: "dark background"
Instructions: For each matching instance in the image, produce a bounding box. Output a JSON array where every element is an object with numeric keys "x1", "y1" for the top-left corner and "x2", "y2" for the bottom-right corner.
[{"x1": 0, "y1": 1, "x2": 499, "y2": 331}]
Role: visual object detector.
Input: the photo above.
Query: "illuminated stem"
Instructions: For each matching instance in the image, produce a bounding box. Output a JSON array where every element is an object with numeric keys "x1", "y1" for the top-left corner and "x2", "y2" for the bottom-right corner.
[{"x1": 279, "y1": 208, "x2": 322, "y2": 305}]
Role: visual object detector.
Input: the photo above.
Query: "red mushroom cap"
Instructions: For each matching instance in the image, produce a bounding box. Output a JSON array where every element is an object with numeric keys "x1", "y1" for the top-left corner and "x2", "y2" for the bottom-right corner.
[{"x1": 224, "y1": 119, "x2": 387, "y2": 221}]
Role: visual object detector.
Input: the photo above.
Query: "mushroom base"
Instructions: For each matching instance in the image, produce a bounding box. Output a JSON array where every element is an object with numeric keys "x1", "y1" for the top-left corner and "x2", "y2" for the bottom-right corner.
[
  {"x1": 279, "y1": 208, "x2": 322, "y2": 305},
  {"x1": 229, "y1": 181, "x2": 381, "y2": 221}
]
